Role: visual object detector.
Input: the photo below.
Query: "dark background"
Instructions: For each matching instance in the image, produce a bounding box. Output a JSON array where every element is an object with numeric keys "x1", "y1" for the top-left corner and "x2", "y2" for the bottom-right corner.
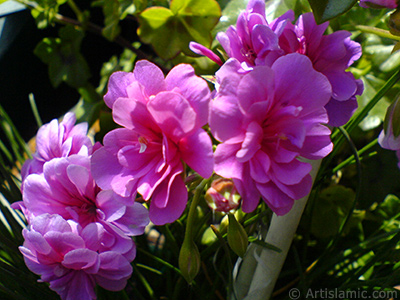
[{"x1": 0, "y1": 4, "x2": 125, "y2": 141}]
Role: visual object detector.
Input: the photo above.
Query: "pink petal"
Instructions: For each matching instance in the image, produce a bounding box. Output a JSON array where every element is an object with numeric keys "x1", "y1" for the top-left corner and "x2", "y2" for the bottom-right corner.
[
  {"x1": 234, "y1": 166, "x2": 261, "y2": 213},
  {"x1": 91, "y1": 147, "x2": 137, "y2": 197},
  {"x1": 237, "y1": 66, "x2": 274, "y2": 121},
  {"x1": 189, "y1": 42, "x2": 223, "y2": 65},
  {"x1": 214, "y1": 143, "x2": 243, "y2": 179},
  {"x1": 62, "y1": 249, "x2": 99, "y2": 272},
  {"x1": 45, "y1": 231, "x2": 85, "y2": 256},
  {"x1": 112, "y1": 98, "x2": 160, "y2": 135},
  {"x1": 165, "y1": 64, "x2": 212, "y2": 127},
  {"x1": 104, "y1": 71, "x2": 136, "y2": 108},
  {"x1": 249, "y1": 150, "x2": 271, "y2": 184},
  {"x1": 149, "y1": 171, "x2": 188, "y2": 225},
  {"x1": 147, "y1": 92, "x2": 197, "y2": 141},
  {"x1": 178, "y1": 128, "x2": 214, "y2": 178},
  {"x1": 210, "y1": 94, "x2": 245, "y2": 143},
  {"x1": 272, "y1": 53, "x2": 332, "y2": 115},
  {"x1": 324, "y1": 71, "x2": 358, "y2": 101},
  {"x1": 96, "y1": 252, "x2": 133, "y2": 290},
  {"x1": 118, "y1": 144, "x2": 161, "y2": 177},
  {"x1": 133, "y1": 60, "x2": 166, "y2": 97},
  {"x1": 270, "y1": 160, "x2": 312, "y2": 185},
  {"x1": 257, "y1": 181, "x2": 294, "y2": 215},
  {"x1": 273, "y1": 174, "x2": 312, "y2": 200},
  {"x1": 236, "y1": 121, "x2": 263, "y2": 162}
]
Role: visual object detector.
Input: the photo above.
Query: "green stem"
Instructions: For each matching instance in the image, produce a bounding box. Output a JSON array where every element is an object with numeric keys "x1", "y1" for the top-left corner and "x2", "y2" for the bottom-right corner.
[
  {"x1": 183, "y1": 179, "x2": 208, "y2": 242},
  {"x1": 132, "y1": 263, "x2": 157, "y2": 300},
  {"x1": 328, "y1": 127, "x2": 362, "y2": 249},
  {"x1": 137, "y1": 248, "x2": 182, "y2": 275},
  {"x1": 67, "y1": 0, "x2": 84, "y2": 23},
  {"x1": 356, "y1": 25, "x2": 400, "y2": 41},
  {"x1": 28, "y1": 94, "x2": 42, "y2": 127},
  {"x1": 332, "y1": 138, "x2": 378, "y2": 173}
]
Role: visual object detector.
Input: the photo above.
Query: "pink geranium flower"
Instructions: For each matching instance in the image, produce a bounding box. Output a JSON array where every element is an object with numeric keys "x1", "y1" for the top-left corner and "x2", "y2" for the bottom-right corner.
[
  {"x1": 270, "y1": 11, "x2": 363, "y2": 126},
  {"x1": 21, "y1": 112, "x2": 93, "y2": 183},
  {"x1": 359, "y1": 0, "x2": 397, "y2": 8},
  {"x1": 191, "y1": 0, "x2": 363, "y2": 126},
  {"x1": 21, "y1": 154, "x2": 149, "y2": 260},
  {"x1": 210, "y1": 54, "x2": 333, "y2": 215},
  {"x1": 91, "y1": 60, "x2": 214, "y2": 225},
  {"x1": 20, "y1": 214, "x2": 133, "y2": 300}
]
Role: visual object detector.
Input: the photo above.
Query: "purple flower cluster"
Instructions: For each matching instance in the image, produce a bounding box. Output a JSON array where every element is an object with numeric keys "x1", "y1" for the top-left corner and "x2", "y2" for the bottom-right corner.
[
  {"x1": 90, "y1": 3, "x2": 363, "y2": 221},
  {"x1": 16, "y1": 113, "x2": 149, "y2": 300},
  {"x1": 210, "y1": 54, "x2": 333, "y2": 214},
  {"x1": 191, "y1": 0, "x2": 363, "y2": 127},
  {"x1": 91, "y1": 61, "x2": 214, "y2": 225}
]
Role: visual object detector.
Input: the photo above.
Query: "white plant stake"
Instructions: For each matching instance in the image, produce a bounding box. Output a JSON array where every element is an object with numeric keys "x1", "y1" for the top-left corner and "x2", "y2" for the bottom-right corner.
[{"x1": 232, "y1": 159, "x2": 322, "y2": 300}]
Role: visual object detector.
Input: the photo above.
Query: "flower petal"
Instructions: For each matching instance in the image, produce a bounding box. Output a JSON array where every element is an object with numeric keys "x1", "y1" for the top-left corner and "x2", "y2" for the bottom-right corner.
[
  {"x1": 147, "y1": 92, "x2": 197, "y2": 141},
  {"x1": 104, "y1": 71, "x2": 136, "y2": 108},
  {"x1": 179, "y1": 128, "x2": 214, "y2": 178}
]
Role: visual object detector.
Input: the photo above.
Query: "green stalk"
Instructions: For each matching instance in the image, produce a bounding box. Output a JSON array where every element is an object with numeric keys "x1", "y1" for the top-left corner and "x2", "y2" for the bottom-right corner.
[
  {"x1": 28, "y1": 94, "x2": 42, "y2": 127},
  {"x1": 178, "y1": 179, "x2": 209, "y2": 283},
  {"x1": 356, "y1": 25, "x2": 400, "y2": 41},
  {"x1": 183, "y1": 179, "x2": 208, "y2": 242},
  {"x1": 332, "y1": 138, "x2": 378, "y2": 173},
  {"x1": 67, "y1": 0, "x2": 84, "y2": 23}
]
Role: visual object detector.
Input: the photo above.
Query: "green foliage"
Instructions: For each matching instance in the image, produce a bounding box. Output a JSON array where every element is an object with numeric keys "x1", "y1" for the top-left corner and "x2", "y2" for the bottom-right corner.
[
  {"x1": 92, "y1": 0, "x2": 146, "y2": 40},
  {"x1": 34, "y1": 25, "x2": 91, "y2": 89},
  {"x1": 311, "y1": 185, "x2": 357, "y2": 239},
  {"x1": 30, "y1": 0, "x2": 68, "y2": 29},
  {"x1": 138, "y1": 0, "x2": 221, "y2": 60},
  {"x1": 308, "y1": 0, "x2": 357, "y2": 23}
]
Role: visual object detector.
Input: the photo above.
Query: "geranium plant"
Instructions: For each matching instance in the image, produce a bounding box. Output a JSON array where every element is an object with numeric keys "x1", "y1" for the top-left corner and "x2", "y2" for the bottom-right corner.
[{"x1": 2, "y1": 0, "x2": 400, "y2": 299}]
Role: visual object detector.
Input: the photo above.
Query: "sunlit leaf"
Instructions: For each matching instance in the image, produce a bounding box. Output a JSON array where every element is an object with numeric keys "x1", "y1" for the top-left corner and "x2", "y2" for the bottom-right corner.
[
  {"x1": 93, "y1": 0, "x2": 144, "y2": 40},
  {"x1": 30, "y1": 0, "x2": 68, "y2": 29},
  {"x1": 358, "y1": 75, "x2": 391, "y2": 130},
  {"x1": 138, "y1": 0, "x2": 221, "y2": 60},
  {"x1": 308, "y1": 0, "x2": 357, "y2": 23}
]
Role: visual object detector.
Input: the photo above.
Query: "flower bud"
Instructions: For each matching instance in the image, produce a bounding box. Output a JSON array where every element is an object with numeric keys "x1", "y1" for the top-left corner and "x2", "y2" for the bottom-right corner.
[
  {"x1": 205, "y1": 178, "x2": 241, "y2": 213},
  {"x1": 227, "y1": 214, "x2": 248, "y2": 258},
  {"x1": 179, "y1": 240, "x2": 201, "y2": 284},
  {"x1": 379, "y1": 94, "x2": 400, "y2": 151}
]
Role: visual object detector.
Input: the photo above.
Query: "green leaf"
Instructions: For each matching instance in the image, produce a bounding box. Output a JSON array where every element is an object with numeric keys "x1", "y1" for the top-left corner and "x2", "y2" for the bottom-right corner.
[
  {"x1": 30, "y1": 0, "x2": 68, "y2": 29},
  {"x1": 138, "y1": 0, "x2": 221, "y2": 60},
  {"x1": 212, "y1": 0, "x2": 247, "y2": 36},
  {"x1": 34, "y1": 25, "x2": 91, "y2": 89},
  {"x1": 93, "y1": 0, "x2": 145, "y2": 40},
  {"x1": 311, "y1": 185, "x2": 357, "y2": 239},
  {"x1": 101, "y1": 0, "x2": 122, "y2": 41},
  {"x1": 358, "y1": 75, "x2": 391, "y2": 131},
  {"x1": 307, "y1": 0, "x2": 357, "y2": 23}
]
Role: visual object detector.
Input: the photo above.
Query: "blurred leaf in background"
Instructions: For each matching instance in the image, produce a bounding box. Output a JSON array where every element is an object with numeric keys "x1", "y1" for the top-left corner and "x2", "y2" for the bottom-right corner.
[{"x1": 137, "y1": 0, "x2": 221, "y2": 60}]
